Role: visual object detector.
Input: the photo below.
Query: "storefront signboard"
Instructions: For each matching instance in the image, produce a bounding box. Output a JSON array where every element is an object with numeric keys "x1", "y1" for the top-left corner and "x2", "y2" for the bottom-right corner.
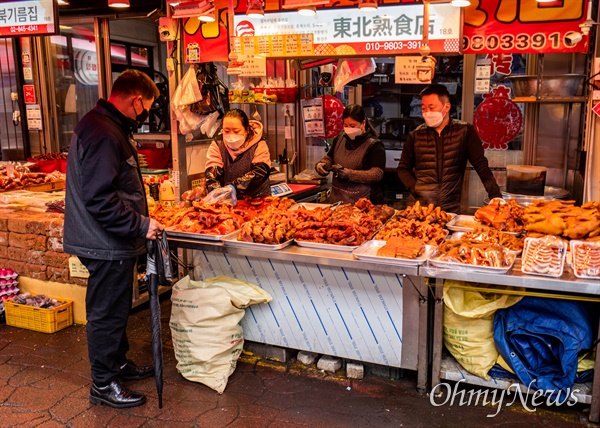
[
  {"x1": 233, "y1": 3, "x2": 461, "y2": 57},
  {"x1": 463, "y1": 0, "x2": 590, "y2": 54},
  {"x1": 0, "y1": 0, "x2": 57, "y2": 37}
]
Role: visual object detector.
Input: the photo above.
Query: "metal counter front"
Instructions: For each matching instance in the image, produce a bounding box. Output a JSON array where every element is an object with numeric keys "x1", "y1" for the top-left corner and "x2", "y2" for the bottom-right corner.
[{"x1": 168, "y1": 237, "x2": 429, "y2": 392}]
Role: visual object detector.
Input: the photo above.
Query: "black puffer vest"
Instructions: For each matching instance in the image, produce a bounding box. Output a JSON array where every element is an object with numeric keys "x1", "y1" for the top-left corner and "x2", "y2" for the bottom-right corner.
[{"x1": 410, "y1": 120, "x2": 470, "y2": 213}]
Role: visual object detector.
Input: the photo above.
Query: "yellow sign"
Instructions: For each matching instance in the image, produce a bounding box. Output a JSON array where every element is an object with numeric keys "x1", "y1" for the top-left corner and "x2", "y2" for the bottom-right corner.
[{"x1": 69, "y1": 256, "x2": 90, "y2": 279}]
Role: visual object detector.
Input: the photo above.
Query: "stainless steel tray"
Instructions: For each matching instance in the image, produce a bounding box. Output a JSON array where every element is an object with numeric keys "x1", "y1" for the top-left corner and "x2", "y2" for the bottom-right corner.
[
  {"x1": 165, "y1": 226, "x2": 230, "y2": 241},
  {"x1": 427, "y1": 253, "x2": 516, "y2": 274},
  {"x1": 221, "y1": 230, "x2": 293, "y2": 250},
  {"x1": 352, "y1": 240, "x2": 434, "y2": 266},
  {"x1": 295, "y1": 239, "x2": 358, "y2": 252}
]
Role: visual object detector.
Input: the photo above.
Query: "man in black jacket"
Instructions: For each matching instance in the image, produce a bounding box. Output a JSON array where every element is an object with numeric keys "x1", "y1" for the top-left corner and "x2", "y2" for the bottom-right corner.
[
  {"x1": 64, "y1": 70, "x2": 163, "y2": 408},
  {"x1": 397, "y1": 84, "x2": 501, "y2": 213}
]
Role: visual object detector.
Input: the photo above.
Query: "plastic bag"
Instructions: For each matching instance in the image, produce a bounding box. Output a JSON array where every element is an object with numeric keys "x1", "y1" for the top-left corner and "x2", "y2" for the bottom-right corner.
[
  {"x1": 171, "y1": 67, "x2": 205, "y2": 134},
  {"x1": 334, "y1": 58, "x2": 375, "y2": 93},
  {"x1": 443, "y1": 280, "x2": 523, "y2": 380},
  {"x1": 169, "y1": 275, "x2": 272, "y2": 393},
  {"x1": 203, "y1": 184, "x2": 237, "y2": 206}
]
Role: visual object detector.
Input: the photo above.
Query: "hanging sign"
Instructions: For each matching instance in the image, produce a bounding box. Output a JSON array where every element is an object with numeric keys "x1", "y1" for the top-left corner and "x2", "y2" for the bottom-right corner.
[
  {"x1": 234, "y1": 3, "x2": 461, "y2": 57},
  {"x1": 395, "y1": 56, "x2": 429, "y2": 84},
  {"x1": 0, "y1": 0, "x2": 58, "y2": 37},
  {"x1": 300, "y1": 98, "x2": 325, "y2": 137},
  {"x1": 463, "y1": 0, "x2": 590, "y2": 54}
]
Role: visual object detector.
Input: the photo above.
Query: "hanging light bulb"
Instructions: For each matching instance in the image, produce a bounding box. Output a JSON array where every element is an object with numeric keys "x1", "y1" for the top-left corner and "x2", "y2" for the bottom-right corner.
[
  {"x1": 450, "y1": 0, "x2": 471, "y2": 6},
  {"x1": 246, "y1": 0, "x2": 264, "y2": 18},
  {"x1": 358, "y1": 0, "x2": 377, "y2": 10},
  {"x1": 298, "y1": 6, "x2": 316, "y2": 16},
  {"x1": 108, "y1": 0, "x2": 130, "y2": 8}
]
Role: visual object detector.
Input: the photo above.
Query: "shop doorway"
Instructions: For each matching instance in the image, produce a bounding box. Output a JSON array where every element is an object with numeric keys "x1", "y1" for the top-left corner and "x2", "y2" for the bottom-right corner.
[{"x1": 0, "y1": 38, "x2": 26, "y2": 160}]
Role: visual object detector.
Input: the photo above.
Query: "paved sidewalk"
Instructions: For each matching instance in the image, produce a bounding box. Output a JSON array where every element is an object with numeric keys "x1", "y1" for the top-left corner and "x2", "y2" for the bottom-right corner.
[{"x1": 0, "y1": 299, "x2": 595, "y2": 427}]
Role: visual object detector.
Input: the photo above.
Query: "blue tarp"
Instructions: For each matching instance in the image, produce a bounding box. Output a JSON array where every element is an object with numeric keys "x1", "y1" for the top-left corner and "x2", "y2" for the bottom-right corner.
[{"x1": 493, "y1": 297, "x2": 593, "y2": 398}]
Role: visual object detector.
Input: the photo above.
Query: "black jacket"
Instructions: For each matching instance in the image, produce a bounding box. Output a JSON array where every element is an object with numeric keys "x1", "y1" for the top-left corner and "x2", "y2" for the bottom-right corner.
[
  {"x1": 397, "y1": 119, "x2": 501, "y2": 213},
  {"x1": 64, "y1": 99, "x2": 150, "y2": 260}
]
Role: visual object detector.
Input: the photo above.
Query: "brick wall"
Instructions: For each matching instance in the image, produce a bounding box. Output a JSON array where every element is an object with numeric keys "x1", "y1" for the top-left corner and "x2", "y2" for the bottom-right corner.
[{"x1": 0, "y1": 212, "x2": 87, "y2": 286}]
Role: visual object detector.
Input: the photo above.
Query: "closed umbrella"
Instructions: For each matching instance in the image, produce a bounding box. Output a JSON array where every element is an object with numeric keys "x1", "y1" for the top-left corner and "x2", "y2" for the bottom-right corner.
[{"x1": 146, "y1": 231, "x2": 172, "y2": 409}]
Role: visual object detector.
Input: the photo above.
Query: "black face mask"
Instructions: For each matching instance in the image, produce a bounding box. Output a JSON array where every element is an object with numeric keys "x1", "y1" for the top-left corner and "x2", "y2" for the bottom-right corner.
[{"x1": 132, "y1": 98, "x2": 150, "y2": 128}]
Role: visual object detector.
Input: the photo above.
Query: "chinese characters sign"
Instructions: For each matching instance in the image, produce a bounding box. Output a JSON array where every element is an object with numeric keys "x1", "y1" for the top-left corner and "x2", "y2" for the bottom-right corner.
[
  {"x1": 233, "y1": 4, "x2": 461, "y2": 57},
  {"x1": 0, "y1": 0, "x2": 57, "y2": 37},
  {"x1": 463, "y1": 0, "x2": 590, "y2": 54},
  {"x1": 301, "y1": 98, "x2": 325, "y2": 137},
  {"x1": 232, "y1": 34, "x2": 314, "y2": 57}
]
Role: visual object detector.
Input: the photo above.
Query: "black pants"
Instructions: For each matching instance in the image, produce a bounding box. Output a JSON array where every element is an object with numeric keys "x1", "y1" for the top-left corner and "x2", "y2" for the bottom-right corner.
[{"x1": 79, "y1": 257, "x2": 136, "y2": 386}]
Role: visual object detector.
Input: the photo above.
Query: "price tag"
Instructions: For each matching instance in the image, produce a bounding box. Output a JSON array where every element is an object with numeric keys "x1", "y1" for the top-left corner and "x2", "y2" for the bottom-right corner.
[{"x1": 69, "y1": 256, "x2": 90, "y2": 279}]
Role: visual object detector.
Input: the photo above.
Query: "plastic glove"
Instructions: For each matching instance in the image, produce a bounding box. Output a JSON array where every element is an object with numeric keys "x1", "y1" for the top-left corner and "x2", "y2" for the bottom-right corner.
[
  {"x1": 203, "y1": 184, "x2": 237, "y2": 206},
  {"x1": 315, "y1": 162, "x2": 330, "y2": 176},
  {"x1": 335, "y1": 168, "x2": 351, "y2": 181}
]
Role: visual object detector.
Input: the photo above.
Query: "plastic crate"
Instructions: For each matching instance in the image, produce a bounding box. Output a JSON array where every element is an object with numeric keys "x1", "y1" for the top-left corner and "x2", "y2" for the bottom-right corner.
[{"x1": 5, "y1": 296, "x2": 73, "y2": 333}]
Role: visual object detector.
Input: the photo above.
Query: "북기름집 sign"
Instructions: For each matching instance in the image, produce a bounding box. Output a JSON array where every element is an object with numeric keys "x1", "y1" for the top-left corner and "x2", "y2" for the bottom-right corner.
[
  {"x1": 0, "y1": 0, "x2": 57, "y2": 37},
  {"x1": 233, "y1": 3, "x2": 461, "y2": 57}
]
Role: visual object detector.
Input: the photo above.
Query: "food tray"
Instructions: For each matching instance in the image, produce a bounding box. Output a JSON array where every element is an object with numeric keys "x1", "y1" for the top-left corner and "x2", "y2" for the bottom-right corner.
[
  {"x1": 569, "y1": 240, "x2": 600, "y2": 279},
  {"x1": 352, "y1": 240, "x2": 434, "y2": 266},
  {"x1": 521, "y1": 237, "x2": 567, "y2": 278},
  {"x1": 165, "y1": 226, "x2": 231, "y2": 241},
  {"x1": 221, "y1": 230, "x2": 293, "y2": 250},
  {"x1": 445, "y1": 215, "x2": 520, "y2": 236},
  {"x1": 449, "y1": 231, "x2": 523, "y2": 256},
  {"x1": 5, "y1": 296, "x2": 73, "y2": 333},
  {"x1": 295, "y1": 239, "x2": 358, "y2": 252},
  {"x1": 288, "y1": 203, "x2": 332, "y2": 211},
  {"x1": 426, "y1": 253, "x2": 516, "y2": 274}
]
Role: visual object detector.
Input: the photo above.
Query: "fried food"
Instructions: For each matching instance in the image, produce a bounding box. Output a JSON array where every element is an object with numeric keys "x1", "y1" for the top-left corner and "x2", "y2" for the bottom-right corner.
[
  {"x1": 460, "y1": 228, "x2": 523, "y2": 252},
  {"x1": 396, "y1": 200, "x2": 453, "y2": 226},
  {"x1": 433, "y1": 240, "x2": 511, "y2": 268},
  {"x1": 474, "y1": 198, "x2": 525, "y2": 233},
  {"x1": 375, "y1": 218, "x2": 447, "y2": 245}
]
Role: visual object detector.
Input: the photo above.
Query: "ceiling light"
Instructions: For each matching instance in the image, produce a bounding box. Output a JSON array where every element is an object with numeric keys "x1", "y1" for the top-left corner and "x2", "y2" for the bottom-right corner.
[
  {"x1": 298, "y1": 6, "x2": 316, "y2": 16},
  {"x1": 108, "y1": 0, "x2": 130, "y2": 8},
  {"x1": 198, "y1": 13, "x2": 216, "y2": 22},
  {"x1": 57, "y1": 0, "x2": 70, "y2": 5},
  {"x1": 358, "y1": 0, "x2": 377, "y2": 10},
  {"x1": 450, "y1": 0, "x2": 471, "y2": 6},
  {"x1": 247, "y1": 0, "x2": 264, "y2": 18},
  {"x1": 535, "y1": 0, "x2": 556, "y2": 2},
  {"x1": 169, "y1": 1, "x2": 180, "y2": 5}
]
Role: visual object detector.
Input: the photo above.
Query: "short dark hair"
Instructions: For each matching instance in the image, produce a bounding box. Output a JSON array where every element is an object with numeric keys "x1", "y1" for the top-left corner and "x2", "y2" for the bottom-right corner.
[
  {"x1": 420, "y1": 84, "x2": 451, "y2": 104},
  {"x1": 224, "y1": 108, "x2": 255, "y2": 139},
  {"x1": 111, "y1": 69, "x2": 159, "y2": 100}
]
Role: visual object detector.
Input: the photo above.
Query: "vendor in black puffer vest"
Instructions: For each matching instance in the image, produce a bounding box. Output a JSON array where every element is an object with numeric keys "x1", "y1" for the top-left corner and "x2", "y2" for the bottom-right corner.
[
  {"x1": 315, "y1": 104, "x2": 385, "y2": 204},
  {"x1": 397, "y1": 84, "x2": 501, "y2": 213}
]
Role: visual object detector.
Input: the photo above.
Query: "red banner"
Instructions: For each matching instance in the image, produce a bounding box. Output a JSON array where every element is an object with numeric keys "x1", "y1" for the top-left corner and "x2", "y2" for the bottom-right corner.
[
  {"x1": 462, "y1": 0, "x2": 590, "y2": 54},
  {"x1": 182, "y1": 0, "x2": 229, "y2": 64}
]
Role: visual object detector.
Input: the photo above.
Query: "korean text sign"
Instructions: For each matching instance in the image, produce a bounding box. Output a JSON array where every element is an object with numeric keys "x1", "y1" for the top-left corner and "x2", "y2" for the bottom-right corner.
[{"x1": 0, "y1": 0, "x2": 57, "y2": 37}]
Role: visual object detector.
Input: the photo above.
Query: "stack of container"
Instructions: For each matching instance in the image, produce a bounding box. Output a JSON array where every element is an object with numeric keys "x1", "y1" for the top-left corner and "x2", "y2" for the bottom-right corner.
[{"x1": 0, "y1": 268, "x2": 19, "y2": 323}]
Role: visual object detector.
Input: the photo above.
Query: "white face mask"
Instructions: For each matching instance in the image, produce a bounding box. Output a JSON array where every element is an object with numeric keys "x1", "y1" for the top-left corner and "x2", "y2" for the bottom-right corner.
[
  {"x1": 422, "y1": 111, "x2": 445, "y2": 128},
  {"x1": 223, "y1": 133, "x2": 246, "y2": 150},
  {"x1": 344, "y1": 127, "x2": 362, "y2": 140}
]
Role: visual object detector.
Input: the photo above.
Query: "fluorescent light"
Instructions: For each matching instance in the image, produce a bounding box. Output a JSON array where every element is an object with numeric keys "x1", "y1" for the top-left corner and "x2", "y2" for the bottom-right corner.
[
  {"x1": 108, "y1": 0, "x2": 130, "y2": 8},
  {"x1": 358, "y1": 0, "x2": 377, "y2": 10},
  {"x1": 450, "y1": 0, "x2": 471, "y2": 6},
  {"x1": 298, "y1": 6, "x2": 316, "y2": 16}
]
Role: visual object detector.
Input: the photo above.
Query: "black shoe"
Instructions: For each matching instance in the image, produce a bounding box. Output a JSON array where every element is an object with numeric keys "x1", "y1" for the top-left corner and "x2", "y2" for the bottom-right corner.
[
  {"x1": 89, "y1": 379, "x2": 146, "y2": 408},
  {"x1": 119, "y1": 360, "x2": 155, "y2": 381}
]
